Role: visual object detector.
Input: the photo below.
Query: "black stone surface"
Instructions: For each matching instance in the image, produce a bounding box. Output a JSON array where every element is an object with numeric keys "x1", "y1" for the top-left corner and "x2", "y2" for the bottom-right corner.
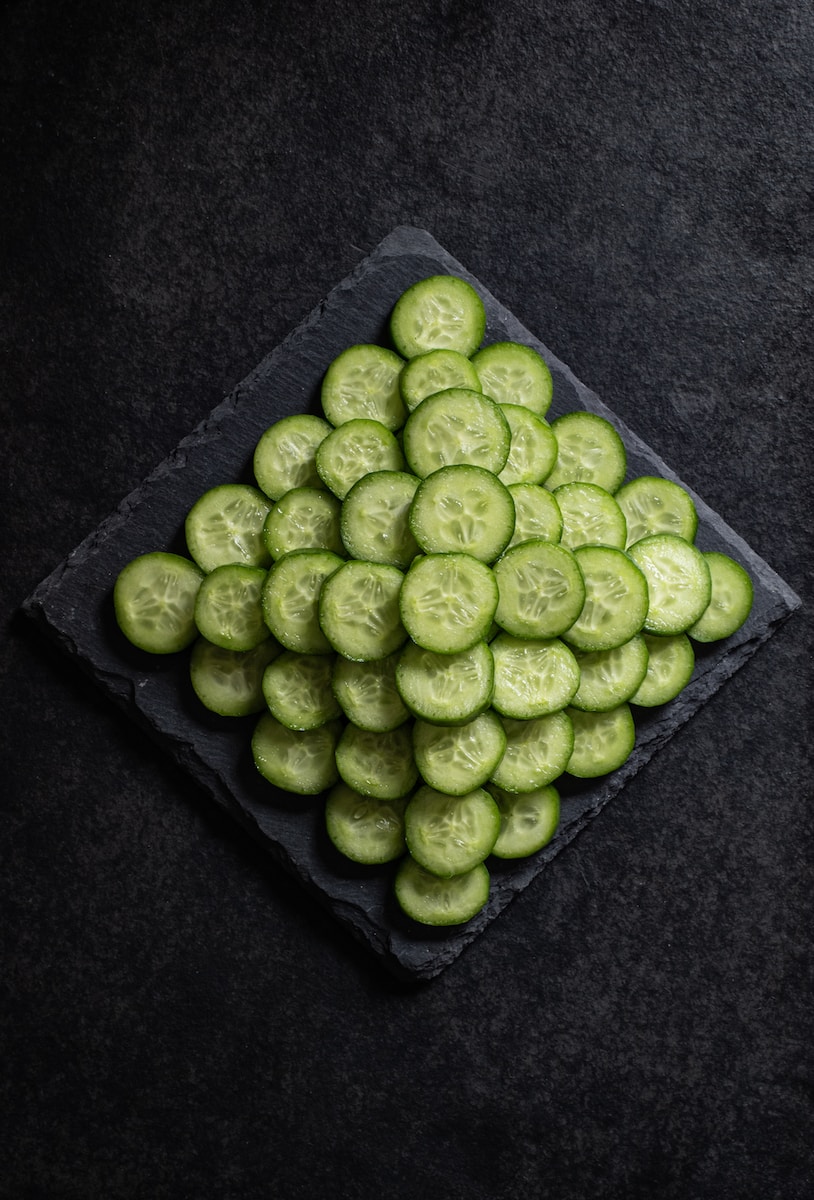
[
  {"x1": 3, "y1": 2, "x2": 812, "y2": 1197},
  {"x1": 22, "y1": 225, "x2": 801, "y2": 981}
]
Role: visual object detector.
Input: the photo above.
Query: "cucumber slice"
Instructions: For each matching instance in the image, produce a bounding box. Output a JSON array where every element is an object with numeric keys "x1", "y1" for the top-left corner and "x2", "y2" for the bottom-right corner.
[
  {"x1": 570, "y1": 634, "x2": 650, "y2": 712},
  {"x1": 315, "y1": 418, "x2": 405, "y2": 500},
  {"x1": 389, "y1": 274, "x2": 486, "y2": 359},
  {"x1": 318, "y1": 559, "x2": 406, "y2": 661},
  {"x1": 395, "y1": 639, "x2": 494, "y2": 726},
  {"x1": 490, "y1": 633, "x2": 581, "y2": 718},
  {"x1": 496, "y1": 404, "x2": 558, "y2": 486},
  {"x1": 399, "y1": 552, "x2": 499, "y2": 654},
  {"x1": 627, "y1": 533, "x2": 712, "y2": 635},
  {"x1": 325, "y1": 783, "x2": 408, "y2": 865},
  {"x1": 408, "y1": 464, "x2": 515, "y2": 562},
  {"x1": 545, "y1": 411, "x2": 627, "y2": 493},
  {"x1": 553, "y1": 481, "x2": 628, "y2": 551},
  {"x1": 251, "y1": 712, "x2": 342, "y2": 795},
  {"x1": 566, "y1": 704, "x2": 636, "y2": 778},
  {"x1": 185, "y1": 484, "x2": 272, "y2": 572},
  {"x1": 506, "y1": 483, "x2": 563, "y2": 548},
  {"x1": 262, "y1": 487, "x2": 344, "y2": 560},
  {"x1": 193, "y1": 563, "x2": 269, "y2": 651},
  {"x1": 253, "y1": 414, "x2": 333, "y2": 501},
  {"x1": 331, "y1": 651, "x2": 410, "y2": 732},
  {"x1": 261, "y1": 548, "x2": 343, "y2": 654},
  {"x1": 404, "y1": 785, "x2": 500, "y2": 877},
  {"x1": 114, "y1": 551, "x2": 204, "y2": 654},
  {"x1": 492, "y1": 539, "x2": 585, "y2": 639},
  {"x1": 615, "y1": 475, "x2": 699, "y2": 547},
  {"x1": 562, "y1": 545, "x2": 649, "y2": 652},
  {"x1": 687, "y1": 552, "x2": 754, "y2": 642},
  {"x1": 629, "y1": 633, "x2": 695, "y2": 707},
  {"x1": 471, "y1": 341, "x2": 554, "y2": 416},
  {"x1": 261, "y1": 651, "x2": 341, "y2": 730},
  {"x1": 340, "y1": 470, "x2": 420, "y2": 569},
  {"x1": 412, "y1": 709, "x2": 507, "y2": 795},
  {"x1": 489, "y1": 710, "x2": 574, "y2": 793},
  {"x1": 488, "y1": 783, "x2": 560, "y2": 859},
  {"x1": 399, "y1": 348, "x2": 482, "y2": 413},
  {"x1": 320, "y1": 343, "x2": 407, "y2": 432},
  {"x1": 394, "y1": 856, "x2": 491, "y2": 927},
  {"x1": 402, "y1": 388, "x2": 511, "y2": 478},
  {"x1": 335, "y1": 722, "x2": 419, "y2": 800},
  {"x1": 189, "y1": 637, "x2": 281, "y2": 717}
]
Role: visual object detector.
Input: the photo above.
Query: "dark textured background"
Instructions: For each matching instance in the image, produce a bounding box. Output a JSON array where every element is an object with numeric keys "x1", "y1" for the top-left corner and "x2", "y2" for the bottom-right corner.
[{"x1": 2, "y1": 2, "x2": 812, "y2": 1197}]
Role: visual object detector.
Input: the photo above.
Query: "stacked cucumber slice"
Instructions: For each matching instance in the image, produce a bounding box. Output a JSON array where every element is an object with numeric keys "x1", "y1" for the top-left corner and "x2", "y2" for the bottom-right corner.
[{"x1": 114, "y1": 273, "x2": 754, "y2": 929}]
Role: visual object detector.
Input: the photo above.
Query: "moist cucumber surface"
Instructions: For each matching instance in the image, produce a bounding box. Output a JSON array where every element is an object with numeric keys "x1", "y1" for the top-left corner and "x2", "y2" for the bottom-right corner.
[
  {"x1": 402, "y1": 388, "x2": 512, "y2": 478},
  {"x1": 185, "y1": 484, "x2": 272, "y2": 572},
  {"x1": 404, "y1": 785, "x2": 501, "y2": 877},
  {"x1": 325, "y1": 783, "x2": 408, "y2": 864},
  {"x1": 389, "y1": 274, "x2": 486, "y2": 359},
  {"x1": 320, "y1": 343, "x2": 407, "y2": 431},
  {"x1": 114, "y1": 551, "x2": 204, "y2": 655},
  {"x1": 409, "y1": 464, "x2": 515, "y2": 562},
  {"x1": 488, "y1": 783, "x2": 560, "y2": 858},
  {"x1": 627, "y1": 533, "x2": 712, "y2": 635},
  {"x1": 471, "y1": 341, "x2": 553, "y2": 416},
  {"x1": 253, "y1": 414, "x2": 333, "y2": 501},
  {"x1": 394, "y1": 857, "x2": 491, "y2": 927}
]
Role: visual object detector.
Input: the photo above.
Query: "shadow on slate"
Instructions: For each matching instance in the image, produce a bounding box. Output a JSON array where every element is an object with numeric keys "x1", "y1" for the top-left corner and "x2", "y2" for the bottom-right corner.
[{"x1": 22, "y1": 226, "x2": 802, "y2": 982}]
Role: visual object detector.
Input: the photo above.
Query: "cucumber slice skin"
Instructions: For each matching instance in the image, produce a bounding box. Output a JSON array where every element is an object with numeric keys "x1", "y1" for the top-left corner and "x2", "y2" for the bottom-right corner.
[
  {"x1": 545, "y1": 411, "x2": 627, "y2": 494},
  {"x1": 325, "y1": 783, "x2": 408, "y2": 865},
  {"x1": 566, "y1": 704, "x2": 636, "y2": 779},
  {"x1": 493, "y1": 539, "x2": 586, "y2": 640},
  {"x1": 687, "y1": 552, "x2": 754, "y2": 643},
  {"x1": 262, "y1": 487, "x2": 344, "y2": 560},
  {"x1": 412, "y1": 709, "x2": 508, "y2": 796},
  {"x1": 318, "y1": 559, "x2": 407, "y2": 662},
  {"x1": 404, "y1": 785, "x2": 501, "y2": 878},
  {"x1": 193, "y1": 563, "x2": 270, "y2": 652},
  {"x1": 335, "y1": 722, "x2": 419, "y2": 800},
  {"x1": 402, "y1": 388, "x2": 512, "y2": 479},
  {"x1": 615, "y1": 475, "x2": 699, "y2": 547},
  {"x1": 488, "y1": 783, "x2": 560, "y2": 859},
  {"x1": 489, "y1": 710, "x2": 574, "y2": 793},
  {"x1": 471, "y1": 341, "x2": 554, "y2": 417},
  {"x1": 315, "y1": 418, "x2": 405, "y2": 500},
  {"x1": 190, "y1": 637, "x2": 281, "y2": 717},
  {"x1": 395, "y1": 639, "x2": 495, "y2": 726},
  {"x1": 627, "y1": 534, "x2": 712, "y2": 636},
  {"x1": 331, "y1": 651, "x2": 411, "y2": 732},
  {"x1": 251, "y1": 712, "x2": 342, "y2": 795},
  {"x1": 629, "y1": 633, "x2": 695, "y2": 707},
  {"x1": 562, "y1": 545, "x2": 649, "y2": 653},
  {"x1": 553, "y1": 481, "x2": 628, "y2": 551},
  {"x1": 490, "y1": 633, "x2": 581, "y2": 719},
  {"x1": 320, "y1": 343, "x2": 407, "y2": 432},
  {"x1": 570, "y1": 634, "x2": 650, "y2": 712},
  {"x1": 340, "y1": 470, "x2": 420, "y2": 569},
  {"x1": 261, "y1": 548, "x2": 344, "y2": 655},
  {"x1": 399, "y1": 349, "x2": 482, "y2": 412},
  {"x1": 185, "y1": 484, "x2": 273, "y2": 573},
  {"x1": 408, "y1": 464, "x2": 516, "y2": 563},
  {"x1": 253, "y1": 414, "x2": 333, "y2": 502},
  {"x1": 394, "y1": 856, "x2": 491, "y2": 927},
  {"x1": 399, "y1": 552, "x2": 499, "y2": 655},
  {"x1": 261, "y1": 651, "x2": 342, "y2": 731},
  {"x1": 389, "y1": 275, "x2": 487, "y2": 360},
  {"x1": 114, "y1": 551, "x2": 204, "y2": 655}
]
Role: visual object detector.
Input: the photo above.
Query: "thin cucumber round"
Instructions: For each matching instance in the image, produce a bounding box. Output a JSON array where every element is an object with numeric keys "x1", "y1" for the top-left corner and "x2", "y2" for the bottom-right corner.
[
  {"x1": 320, "y1": 343, "x2": 407, "y2": 432},
  {"x1": 262, "y1": 487, "x2": 344, "y2": 560},
  {"x1": 331, "y1": 651, "x2": 411, "y2": 732},
  {"x1": 627, "y1": 534, "x2": 712, "y2": 635},
  {"x1": 506, "y1": 483, "x2": 563, "y2": 548},
  {"x1": 395, "y1": 639, "x2": 495, "y2": 726},
  {"x1": 340, "y1": 470, "x2": 420, "y2": 569},
  {"x1": 615, "y1": 475, "x2": 699, "y2": 547},
  {"x1": 399, "y1": 348, "x2": 482, "y2": 413},
  {"x1": 492, "y1": 539, "x2": 585, "y2": 639},
  {"x1": 335, "y1": 722, "x2": 419, "y2": 800},
  {"x1": 404, "y1": 785, "x2": 500, "y2": 877},
  {"x1": 562, "y1": 545, "x2": 649, "y2": 652},
  {"x1": 545, "y1": 411, "x2": 627, "y2": 493},
  {"x1": 489, "y1": 710, "x2": 574, "y2": 793},
  {"x1": 253, "y1": 414, "x2": 333, "y2": 501},
  {"x1": 412, "y1": 709, "x2": 507, "y2": 796},
  {"x1": 402, "y1": 388, "x2": 511, "y2": 478},
  {"x1": 629, "y1": 633, "x2": 695, "y2": 707},
  {"x1": 318, "y1": 559, "x2": 406, "y2": 662},
  {"x1": 394, "y1": 856, "x2": 491, "y2": 927},
  {"x1": 490, "y1": 633, "x2": 581, "y2": 719},
  {"x1": 193, "y1": 563, "x2": 269, "y2": 651},
  {"x1": 261, "y1": 651, "x2": 341, "y2": 730},
  {"x1": 114, "y1": 551, "x2": 204, "y2": 655},
  {"x1": 488, "y1": 783, "x2": 560, "y2": 859},
  {"x1": 325, "y1": 783, "x2": 408, "y2": 865},
  {"x1": 687, "y1": 552, "x2": 754, "y2": 642},
  {"x1": 399, "y1": 552, "x2": 499, "y2": 654},
  {"x1": 389, "y1": 274, "x2": 486, "y2": 359},
  {"x1": 185, "y1": 484, "x2": 272, "y2": 572},
  {"x1": 566, "y1": 704, "x2": 636, "y2": 778},
  {"x1": 190, "y1": 637, "x2": 281, "y2": 717},
  {"x1": 315, "y1": 418, "x2": 405, "y2": 500},
  {"x1": 408, "y1": 464, "x2": 515, "y2": 562},
  {"x1": 554, "y1": 481, "x2": 627, "y2": 551},
  {"x1": 471, "y1": 341, "x2": 553, "y2": 416},
  {"x1": 570, "y1": 634, "x2": 650, "y2": 712},
  {"x1": 496, "y1": 404, "x2": 558, "y2": 486},
  {"x1": 261, "y1": 548, "x2": 344, "y2": 654},
  {"x1": 251, "y1": 711, "x2": 342, "y2": 795}
]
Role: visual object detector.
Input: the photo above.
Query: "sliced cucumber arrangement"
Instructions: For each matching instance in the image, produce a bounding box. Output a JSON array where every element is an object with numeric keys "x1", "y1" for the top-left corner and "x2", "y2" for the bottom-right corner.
[{"x1": 113, "y1": 272, "x2": 754, "y2": 929}]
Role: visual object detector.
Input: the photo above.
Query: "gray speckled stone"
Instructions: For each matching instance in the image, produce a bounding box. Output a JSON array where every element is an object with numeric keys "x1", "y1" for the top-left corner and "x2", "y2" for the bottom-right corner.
[{"x1": 23, "y1": 227, "x2": 801, "y2": 980}]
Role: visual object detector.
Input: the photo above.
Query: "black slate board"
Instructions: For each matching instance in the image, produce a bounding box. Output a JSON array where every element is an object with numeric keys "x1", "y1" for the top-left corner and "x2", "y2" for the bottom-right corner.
[{"x1": 23, "y1": 226, "x2": 801, "y2": 981}]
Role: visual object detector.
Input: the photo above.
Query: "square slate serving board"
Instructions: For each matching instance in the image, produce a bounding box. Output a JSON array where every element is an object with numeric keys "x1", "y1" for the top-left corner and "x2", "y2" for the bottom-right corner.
[{"x1": 23, "y1": 226, "x2": 801, "y2": 981}]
